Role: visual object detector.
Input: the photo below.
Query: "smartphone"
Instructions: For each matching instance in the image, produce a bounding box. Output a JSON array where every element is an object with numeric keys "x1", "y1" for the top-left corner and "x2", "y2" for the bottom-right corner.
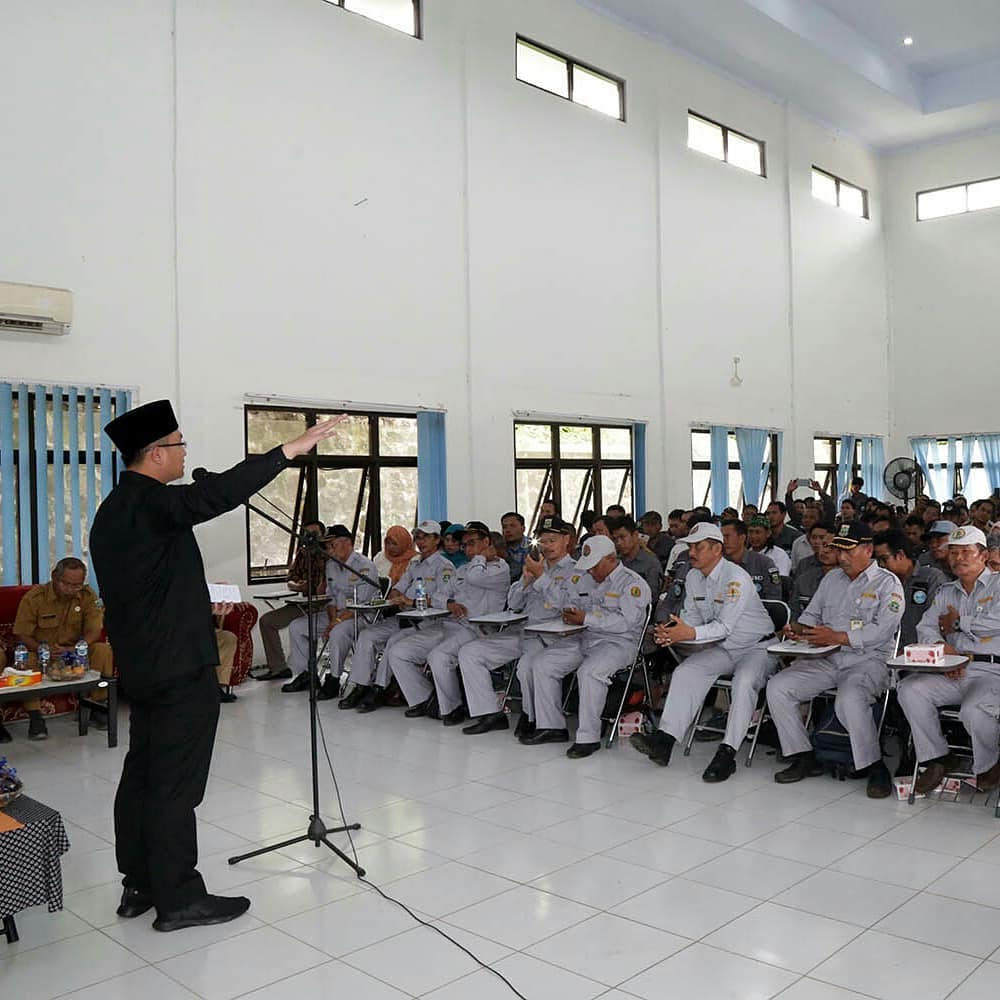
[
  {"x1": 529, "y1": 544, "x2": 541, "y2": 560},
  {"x1": 796, "y1": 478, "x2": 811, "y2": 488}
]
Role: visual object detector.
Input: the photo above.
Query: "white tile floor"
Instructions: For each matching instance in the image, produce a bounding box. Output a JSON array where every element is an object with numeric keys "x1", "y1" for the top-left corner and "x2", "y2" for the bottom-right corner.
[{"x1": 5, "y1": 683, "x2": 1000, "y2": 999}]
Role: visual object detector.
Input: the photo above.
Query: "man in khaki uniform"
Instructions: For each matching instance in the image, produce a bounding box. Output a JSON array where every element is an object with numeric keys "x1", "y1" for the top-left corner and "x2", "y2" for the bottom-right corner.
[{"x1": 4, "y1": 557, "x2": 113, "y2": 741}]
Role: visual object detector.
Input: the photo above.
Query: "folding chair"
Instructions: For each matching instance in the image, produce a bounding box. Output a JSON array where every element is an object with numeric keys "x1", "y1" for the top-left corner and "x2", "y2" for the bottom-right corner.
[
  {"x1": 681, "y1": 599, "x2": 790, "y2": 766},
  {"x1": 604, "y1": 604, "x2": 654, "y2": 747}
]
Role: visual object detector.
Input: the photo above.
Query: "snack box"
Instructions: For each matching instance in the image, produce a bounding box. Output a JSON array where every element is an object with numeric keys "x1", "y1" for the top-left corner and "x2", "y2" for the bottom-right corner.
[
  {"x1": 0, "y1": 669, "x2": 42, "y2": 688},
  {"x1": 904, "y1": 643, "x2": 946, "y2": 665}
]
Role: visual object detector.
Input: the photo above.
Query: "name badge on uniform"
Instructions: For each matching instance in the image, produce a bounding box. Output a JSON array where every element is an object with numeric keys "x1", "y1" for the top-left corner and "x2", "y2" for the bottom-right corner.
[{"x1": 850, "y1": 619, "x2": 864, "y2": 631}]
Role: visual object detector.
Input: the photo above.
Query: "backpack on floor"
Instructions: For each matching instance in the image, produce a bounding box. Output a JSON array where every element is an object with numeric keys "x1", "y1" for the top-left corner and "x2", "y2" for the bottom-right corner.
[{"x1": 809, "y1": 703, "x2": 856, "y2": 780}]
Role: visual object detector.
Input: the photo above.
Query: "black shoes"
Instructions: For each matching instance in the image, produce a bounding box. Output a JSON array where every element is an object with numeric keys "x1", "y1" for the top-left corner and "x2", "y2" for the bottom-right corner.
[
  {"x1": 254, "y1": 667, "x2": 292, "y2": 681},
  {"x1": 316, "y1": 675, "x2": 340, "y2": 701},
  {"x1": 462, "y1": 713, "x2": 509, "y2": 735},
  {"x1": 694, "y1": 710, "x2": 728, "y2": 742},
  {"x1": 338, "y1": 684, "x2": 368, "y2": 710},
  {"x1": 703, "y1": 743, "x2": 737, "y2": 783},
  {"x1": 219, "y1": 686, "x2": 238, "y2": 704},
  {"x1": 356, "y1": 685, "x2": 385, "y2": 714},
  {"x1": 281, "y1": 672, "x2": 312, "y2": 694},
  {"x1": 629, "y1": 730, "x2": 674, "y2": 766},
  {"x1": 865, "y1": 761, "x2": 893, "y2": 799},
  {"x1": 152, "y1": 894, "x2": 251, "y2": 933},
  {"x1": 521, "y1": 728, "x2": 569, "y2": 745},
  {"x1": 514, "y1": 714, "x2": 535, "y2": 741},
  {"x1": 567, "y1": 741, "x2": 600, "y2": 759},
  {"x1": 0, "y1": 722, "x2": 11, "y2": 744},
  {"x1": 405, "y1": 697, "x2": 434, "y2": 718},
  {"x1": 116, "y1": 887, "x2": 153, "y2": 919},
  {"x1": 441, "y1": 706, "x2": 469, "y2": 727},
  {"x1": 774, "y1": 751, "x2": 824, "y2": 784},
  {"x1": 27, "y1": 713, "x2": 48, "y2": 741}
]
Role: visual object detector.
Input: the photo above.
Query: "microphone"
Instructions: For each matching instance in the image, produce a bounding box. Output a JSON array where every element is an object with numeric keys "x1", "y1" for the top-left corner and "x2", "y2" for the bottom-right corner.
[{"x1": 192, "y1": 467, "x2": 210, "y2": 481}]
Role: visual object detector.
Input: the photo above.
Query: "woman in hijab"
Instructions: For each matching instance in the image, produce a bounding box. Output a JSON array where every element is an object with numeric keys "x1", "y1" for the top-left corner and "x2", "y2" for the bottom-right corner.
[{"x1": 373, "y1": 525, "x2": 417, "y2": 586}]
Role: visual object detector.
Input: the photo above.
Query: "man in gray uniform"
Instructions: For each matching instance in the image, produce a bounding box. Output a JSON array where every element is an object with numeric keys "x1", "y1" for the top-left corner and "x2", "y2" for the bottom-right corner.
[
  {"x1": 458, "y1": 516, "x2": 576, "y2": 736},
  {"x1": 386, "y1": 521, "x2": 508, "y2": 724},
  {"x1": 338, "y1": 521, "x2": 452, "y2": 713},
  {"x1": 790, "y1": 523, "x2": 838, "y2": 617},
  {"x1": 721, "y1": 519, "x2": 781, "y2": 600},
  {"x1": 898, "y1": 526, "x2": 1000, "y2": 793},
  {"x1": 631, "y1": 522, "x2": 777, "y2": 782},
  {"x1": 873, "y1": 529, "x2": 947, "y2": 647},
  {"x1": 639, "y1": 511, "x2": 674, "y2": 568},
  {"x1": 766, "y1": 521, "x2": 903, "y2": 798},
  {"x1": 610, "y1": 515, "x2": 662, "y2": 596},
  {"x1": 765, "y1": 501, "x2": 802, "y2": 554},
  {"x1": 918, "y1": 520, "x2": 958, "y2": 580},
  {"x1": 282, "y1": 525, "x2": 379, "y2": 698},
  {"x1": 519, "y1": 534, "x2": 650, "y2": 758}
]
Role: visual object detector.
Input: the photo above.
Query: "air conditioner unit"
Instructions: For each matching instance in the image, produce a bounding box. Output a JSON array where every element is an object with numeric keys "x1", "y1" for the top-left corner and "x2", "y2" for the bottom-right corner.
[{"x1": 0, "y1": 281, "x2": 73, "y2": 336}]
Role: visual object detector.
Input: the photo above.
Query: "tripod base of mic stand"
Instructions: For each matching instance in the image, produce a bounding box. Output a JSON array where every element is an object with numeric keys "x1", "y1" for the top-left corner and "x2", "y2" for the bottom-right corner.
[{"x1": 227, "y1": 814, "x2": 366, "y2": 878}]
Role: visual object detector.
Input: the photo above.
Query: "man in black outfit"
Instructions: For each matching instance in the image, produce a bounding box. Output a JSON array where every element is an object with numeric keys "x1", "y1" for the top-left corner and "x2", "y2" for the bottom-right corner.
[{"x1": 90, "y1": 400, "x2": 341, "y2": 932}]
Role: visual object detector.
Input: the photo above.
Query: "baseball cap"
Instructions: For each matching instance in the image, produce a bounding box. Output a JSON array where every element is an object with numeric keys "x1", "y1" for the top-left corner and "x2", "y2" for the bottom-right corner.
[
  {"x1": 949, "y1": 526, "x2": 987, "y2": 547},
  {"x1": 443, "y1": 523, "x2": 465, "y2": 536},
  {"x1": 463, "y1": 520, "x2": 491, "y2": 539},
  {"x1": 413, "y1": 520, "x2": 441, "y2": 536},
  {"x1": 324, "y1": 524, "x2": 353, "y2": 541},
  {"x1": 924, "y1": 520, "x2": 958, "y2": 538},
  {"x1": 685, "y1": 522, "x2": 724, "y2": 545},
  {"x1": 536, "y1": 515, "x2": 573, "y2": 536},
  {"x1": 575, "y1": 534, "x2": 617, "y2": 571},
  {"x1": 830, "y1": 522, "x2": 874, "y2": 548}
]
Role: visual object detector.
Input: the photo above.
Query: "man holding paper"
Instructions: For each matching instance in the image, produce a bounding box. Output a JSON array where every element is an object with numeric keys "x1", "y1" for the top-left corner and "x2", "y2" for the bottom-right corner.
[{"x1": 91, "y1": 399, "x2": 342, "y2": 933}]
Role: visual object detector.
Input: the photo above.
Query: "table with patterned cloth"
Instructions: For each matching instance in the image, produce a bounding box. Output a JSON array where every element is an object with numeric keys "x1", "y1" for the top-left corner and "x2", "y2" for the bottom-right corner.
[{"x1": 0, "y1": 796, "x2": 71, "y2": 943}]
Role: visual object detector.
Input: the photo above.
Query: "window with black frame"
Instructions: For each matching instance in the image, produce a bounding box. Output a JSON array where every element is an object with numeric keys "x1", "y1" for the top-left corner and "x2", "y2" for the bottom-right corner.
[
  {"x1": 245, "y1": 406, "x2": 418, "y2": 582},
  {"x1": 690, "y1": 428, "x2": 779, "y2": 509},
  {"x1": 514, "y1": 421, "x2": 633, "y2": 532},
  {"x1": 812, "y1": 436, "x2": 859, "y2": 499}
]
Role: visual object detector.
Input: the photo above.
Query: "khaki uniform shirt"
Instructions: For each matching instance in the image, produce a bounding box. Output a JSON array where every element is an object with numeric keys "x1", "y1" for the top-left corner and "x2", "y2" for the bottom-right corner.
[{"x1": 13, "y1": 582, "x2": 104, "y2": 646}]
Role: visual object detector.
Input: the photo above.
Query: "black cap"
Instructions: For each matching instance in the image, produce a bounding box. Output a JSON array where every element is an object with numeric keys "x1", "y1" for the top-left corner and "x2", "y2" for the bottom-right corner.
[
  {"x1": 463, "y1": 520, "x2": 491, "y2": 538},
  {"x1": 536, "y1": 515, "x2": 573, "y2": 536},
  {"x1": 830, "y1": 522, "x2": 874, "y2": 548},
  {"x1": 104, "y1": 400, "x2": 178, "y2": 459},
  {"x1": 323, "y1": 524, "x2": 353, "y2": 541}
]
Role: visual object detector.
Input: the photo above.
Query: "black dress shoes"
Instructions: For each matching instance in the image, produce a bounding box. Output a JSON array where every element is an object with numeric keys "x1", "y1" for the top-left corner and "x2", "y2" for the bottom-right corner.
[
  {"x1": 566, "y1": 741, "x2": 601, "y2": 759},
  {"x1": 629, "y1": 730, "x2": 675, "y2": 766},
  {"x1": 152, "y1": 894, "x2": 251, "y2": 933},
  {"x1": 281, "y1": 672, "x2": 312, "y2": 694},
  {"x1": 218, "y1": 686, "x2": 238, "y2": 703},
  {"x1": 356, "y1": 685, "x2": 386, "y2": 714},
  {"x1": 116, "y1": 887, "x2": 153, "y2": 918},
  {"x1": 522, "y1": 728, "x2": 570, "y2": 745},
  {"x1": 462, "y1": 713, "x2": 509, "y2": 735},
  {"x1": 865, "y1": 760, "x2": 893, "y2": 799},
  {"x1": 405, "y1": 697, "x2": 433, "y2": 718},
  {"x1": 316, "y1": 675, "x2": 340, "y2": 701},
  {"x1": 441, "y1": 706, "x2": 469, "y2": 726},
  {"x1": 702, "y1": 743, "x2": 737, "y2": 783},
  {"x1": 774, "y1": 751, "x2": 823, "y2": 784},
  {"x1": 513, "y1": 714, "x2": 535, "y2": 741},
  {"x1": 338, "y1": 684, "x2": 368, "y2": 710},
  {"x1": 255, "y1": 667, "x2": 292, "y2": 682}
]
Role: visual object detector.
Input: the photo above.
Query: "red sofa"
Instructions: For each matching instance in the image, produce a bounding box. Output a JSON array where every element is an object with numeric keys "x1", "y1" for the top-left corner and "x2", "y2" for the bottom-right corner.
[{"x1": 0, "y1": 586, "x2": 258, "y2": 722}]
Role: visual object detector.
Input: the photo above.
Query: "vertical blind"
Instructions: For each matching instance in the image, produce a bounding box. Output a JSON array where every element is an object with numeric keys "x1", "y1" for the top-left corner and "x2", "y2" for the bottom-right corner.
[{"x1": 0, "y1": 383, "x2": 131, "y2": 585}]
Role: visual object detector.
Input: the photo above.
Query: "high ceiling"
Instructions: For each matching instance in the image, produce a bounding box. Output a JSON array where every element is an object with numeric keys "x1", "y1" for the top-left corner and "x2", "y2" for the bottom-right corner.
[{"x1": 581, "y1": 0, "x2": 1000, "y2": 149}]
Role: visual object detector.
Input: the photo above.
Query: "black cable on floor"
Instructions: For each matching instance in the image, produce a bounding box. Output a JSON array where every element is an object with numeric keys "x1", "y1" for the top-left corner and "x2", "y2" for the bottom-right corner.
[{"x1": 316, "y1": 710, "x2": 529, "y2": 1000}]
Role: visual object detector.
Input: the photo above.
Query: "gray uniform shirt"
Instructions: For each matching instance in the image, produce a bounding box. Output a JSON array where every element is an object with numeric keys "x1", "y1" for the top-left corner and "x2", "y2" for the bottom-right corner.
[
  {"x1": 799, "y1": 562, "x2": 904, "y2": 664},
  {"x1": 737, "y1": 550, "x2": 782, "y2": 601},
  {"x1": 507, "y1": 555, "x2": 577, "y2": 625},
  {"x1": 577, "y1": 562, "x2": 651, "y2": 653},
  {"x1": 916, "y1": 569, "x2": 1000, "y2": 655},
  {"x1": 431, "y1": 554, "x2": 509, "y2": 619},
  {"x1": 900, "y1": 564, "x2": 948, "y2": 647},
  {"x1": 325, "y1": 551, "x2": 380, "y2": 608},
  {"x1": 624, "y1": 548, "x2": 662, "y2": 597},
  {"x1": 394, "y1": 551, "x2": 455, "y2": 604},
  {"x1": 790, "y1": 556, "x2": 825, "y2": 617},
  {"x1": 682, "y1": 558, "x2": 774, "y2": 655}
]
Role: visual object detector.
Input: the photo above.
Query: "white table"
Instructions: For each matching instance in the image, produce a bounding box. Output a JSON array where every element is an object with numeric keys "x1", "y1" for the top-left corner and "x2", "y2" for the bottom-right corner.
[
  {"x1": 767, "y1": 640, "x2": 841, "y2": 657},
  {"x1": 887, "y1": 654, "x2": 969, "y2": 673},
  {"x1": 468, "y1": 612, "x2": 529, "y2": 633},
  {"x1": 396, "y1": 608, "x2": 451, "y2": 627},
  {"x1": 524, "y1": 620, "x2": 587, "y2": 638},
  {"x1": 252, "y1": 591, "x2": 296, "y2": 611}
]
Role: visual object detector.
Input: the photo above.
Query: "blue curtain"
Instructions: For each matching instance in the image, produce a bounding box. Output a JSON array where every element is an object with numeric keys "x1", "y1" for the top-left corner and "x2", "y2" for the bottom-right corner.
[
  {"x1": 859, "y1": 437, "x2": 885, "y2": 502},
  {"x1": 416, "y1": 410, "x2": 447, "y2": 522},
  {"x1": 709, "y1": 426, "x2": 730, "y2": 514},
  {"x1": 0, "y1": 382, "x2": 130, "y2": 585},
  {"x1": 960, "y1": 436, "x2": 976, "y2": 494},
  {"x1": 836, "y1": 435, "x2": 856, "y2": 502},
  {"x1": 911, "y1": 436, "x2": 946, "y2": 501},
  {"x1": 981, "y1": 435, "x2": 1000, "y2": 492},
  {"x1": 632, "y1": 423, "x2": 646, "y2": 516},
  {"x1": 735, "y1": 427, "x2": 769, "y2": 509}
]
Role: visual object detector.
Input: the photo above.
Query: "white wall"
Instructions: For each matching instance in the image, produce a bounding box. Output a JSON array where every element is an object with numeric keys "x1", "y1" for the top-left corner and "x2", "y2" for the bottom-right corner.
[
  {"x1": 884, "y1": 131, "x2": 1000, "y2": 459},
  {"x1": 1, "y1": 0, "x2": 893, "y2": 586}
]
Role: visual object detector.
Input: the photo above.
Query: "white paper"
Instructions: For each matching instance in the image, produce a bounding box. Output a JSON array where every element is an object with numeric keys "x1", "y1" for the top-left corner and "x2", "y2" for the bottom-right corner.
[{"x1": 208, "y1": 583, "x2": 242, "y2": 604}]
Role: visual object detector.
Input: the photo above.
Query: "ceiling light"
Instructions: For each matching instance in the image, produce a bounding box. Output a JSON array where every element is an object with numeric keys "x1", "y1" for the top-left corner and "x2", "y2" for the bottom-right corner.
[{"x1": 903, "y1": 36, "x2": 914, "y2": 46}]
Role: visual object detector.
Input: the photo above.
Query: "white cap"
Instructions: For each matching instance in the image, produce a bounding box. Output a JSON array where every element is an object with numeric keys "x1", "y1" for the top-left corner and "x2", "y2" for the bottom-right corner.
[
  {"x1": 413, "y1": 520, "x2": 441, "y2": 536},
  {"x1": 949, "y1": 526, "x2": 987, "y2": 547},
  {"x1": 685, "y1": 522, "x2": 724, "y2": 545},
  {"x1": 575, "y1": 534, "x2": 617, "y2": 571}
]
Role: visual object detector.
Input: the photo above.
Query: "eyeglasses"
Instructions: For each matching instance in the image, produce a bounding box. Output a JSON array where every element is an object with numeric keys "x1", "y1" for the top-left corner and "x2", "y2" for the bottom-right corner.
[{"x1": 157, "y1": 441, "x2": 188, "y2": 449}]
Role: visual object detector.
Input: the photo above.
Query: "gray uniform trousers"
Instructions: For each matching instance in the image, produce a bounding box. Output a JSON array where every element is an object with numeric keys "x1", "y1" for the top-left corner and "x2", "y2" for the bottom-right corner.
[
  {"x1": 349, "y1": 619, "x2": 407, "y2": 687},
  {"x1": 897, "y1": 666, "x2": 1000, "y2": 774},
  {"x1": 259, "y1": 603, "x2": 308, "y2": 670},
  {"x1": 427, "y1": 621, "x2": 482, "y2": 715},
  {"x1": 289, "y1": 615, "x2": 363, "y2": 675},
  {"x1": 521, "y1": 637, "x2": 634, "y2": 743},
  {"x1": 766, "y1": 656, "x2": 888, "y2": 770},
  {"x1": 385, "y1": 624, "x2": 446, "y2": 707},
  {"x1": 458, "y1": 632, "x2": 544, "y2": 718},
  {"x1": 659, "y1": 642, "x2": 777, "y2": 748}
]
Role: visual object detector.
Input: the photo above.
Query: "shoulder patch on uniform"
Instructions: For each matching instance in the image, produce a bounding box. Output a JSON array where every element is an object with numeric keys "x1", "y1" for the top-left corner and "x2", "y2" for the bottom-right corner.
[
  {"x1": 888, "y1": 599, "x2": 901, "y2": 612},
  {"x1": 630, "y1": 586, "x2": 642, "y2": 598},
  {"x1": 726, "y1": 581, "x2": 741, "y2": 602},
  {"x1": 571, "y1": 575, "x2": 581, "y2": 584}
]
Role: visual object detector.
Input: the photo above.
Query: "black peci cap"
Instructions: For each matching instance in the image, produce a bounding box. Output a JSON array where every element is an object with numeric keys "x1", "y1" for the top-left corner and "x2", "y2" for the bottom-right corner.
[{"x1": 104, "y1": 400, "x2": 178, "y2": 460}]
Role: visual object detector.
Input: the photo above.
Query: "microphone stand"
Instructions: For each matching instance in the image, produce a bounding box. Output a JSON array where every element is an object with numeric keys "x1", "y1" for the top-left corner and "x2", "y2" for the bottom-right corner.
[{"x1": 229, "y1": 468, "x2": 365, "y2": 878}]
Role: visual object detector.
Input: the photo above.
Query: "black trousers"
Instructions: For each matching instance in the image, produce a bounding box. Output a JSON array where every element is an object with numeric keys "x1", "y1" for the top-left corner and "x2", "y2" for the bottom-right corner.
[{"x1": 114, "y1": 666, "x2": 221, "y2": 913}]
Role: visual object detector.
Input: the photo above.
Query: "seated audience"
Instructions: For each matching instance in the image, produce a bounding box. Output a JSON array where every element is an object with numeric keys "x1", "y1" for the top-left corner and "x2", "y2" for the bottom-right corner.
[
  {"x1": 918, "y1": 520, "x2": 958, "y2": 580},
  {"x1": 903, "y1": 515, "x2": 927, "y2": 556},
  {"x1": 765, "y1": 501, "x2": 802, "y2": 553},
  {"x1": 766, "y1": 522, "x2": 902, "y2": 798},
  {"x1": 605, "y1": 503, "x2": 627, "y2": 518},
  {"x1": 790, "y1": 522, "x2": 838, "y2": 616},
  {"x1": 873, "y1": 529, "x2": 947, "y2": 647},
  {"x1": 988, "y1": 534, "x2": 1000, "y2": 573},
  {"x1": 540, "y1": 498, "x2": 559, "y2": 519},
  {"x1": 372, "y1": 525, "x2": 416, "y2": 587},
  {"x1": 722, "y1": 519, "x2": 781, "y2": 600},
  {"x1": 500, "y1": 511, "x2": 532, "y2": 581},
  {"x1": 214, "y1": 603, "x2": 238, "y2": 703},
  {"x1": 747, "y1": 515, "x2": 791, "y2": 578},
  {"x1": 639, "y1": 510, "x2": 675, "y2": 567},
  {"x1": 609, "y1": 515, "x2": 662, "y2": 596},
  {"x1": 442, "y1": 523, "x2": 469, "y2": 567},
  {"x1": 631, "y1": 522, "x2": 777, "y2": 782}
]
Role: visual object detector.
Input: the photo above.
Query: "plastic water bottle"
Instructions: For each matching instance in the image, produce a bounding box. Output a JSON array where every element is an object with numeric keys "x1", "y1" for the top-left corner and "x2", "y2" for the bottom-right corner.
[
  {"x1": 415, "y1": 577, "x2": 427, "y2": 612},
  {"x1": 13, "y1": 643, "x2": 28, "y2": 669},
  {"x1": 75, "y1": 638, "x2": 89, "y2": 671},
  {"x1": 38, "y1": 642, "x2": 51, "y2": 674}
]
